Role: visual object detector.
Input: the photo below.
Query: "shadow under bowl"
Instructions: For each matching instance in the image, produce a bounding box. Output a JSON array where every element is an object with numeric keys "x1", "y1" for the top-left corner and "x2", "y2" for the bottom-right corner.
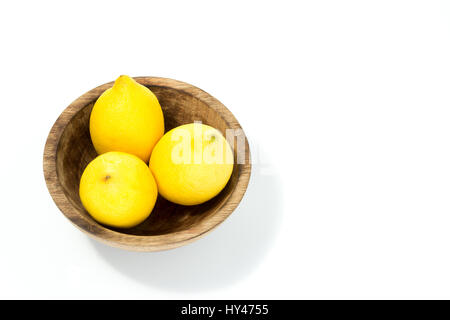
[{"x1": 43, "y1": 77, "x2": 251, "y2": 251}]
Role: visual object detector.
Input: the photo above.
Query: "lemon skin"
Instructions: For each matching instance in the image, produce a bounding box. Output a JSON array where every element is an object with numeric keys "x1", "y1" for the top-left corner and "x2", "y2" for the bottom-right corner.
[
  {"x1": 149, "y1": 123, "x2": 234, "y2": 205},
  {"x1": 79, "y1": 152, "x2": 158, "y2": 228},
  {"x1": 90, "y1": 75, "x2": 164, "y2": 163}
]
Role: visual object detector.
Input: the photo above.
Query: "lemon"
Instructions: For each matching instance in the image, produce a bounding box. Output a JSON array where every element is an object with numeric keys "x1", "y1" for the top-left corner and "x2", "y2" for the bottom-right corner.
[
  {"x1": 90, "y1": 75, "x2": 164, "y2": 163},
  {"x1": 79, "y1": 151, "x2": 158, "y2": 228},
  {"x1": 149, "y1": 123, "x2": 234, "y2": 205}
]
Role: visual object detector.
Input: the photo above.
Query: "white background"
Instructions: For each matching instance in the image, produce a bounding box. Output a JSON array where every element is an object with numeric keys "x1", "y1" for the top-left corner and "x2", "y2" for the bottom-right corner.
[{"x1": 1, "y1": 0, "x2": 450, "y2": 299}]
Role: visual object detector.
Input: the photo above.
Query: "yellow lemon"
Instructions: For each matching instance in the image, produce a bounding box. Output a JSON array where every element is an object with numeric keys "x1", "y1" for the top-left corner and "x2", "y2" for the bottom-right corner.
[
  {"x1": 149, "y1": 123, "x2": 234, "y2": 205},
  {"x1": 90, "y1": 75, "x2": 164, "y2": 163},
  {"x1": 79, "y1": 151, "x2": 158, "y2": 228}
]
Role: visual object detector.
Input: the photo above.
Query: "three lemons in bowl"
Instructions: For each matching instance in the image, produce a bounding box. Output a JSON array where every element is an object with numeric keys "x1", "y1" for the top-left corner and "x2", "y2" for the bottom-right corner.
[{"x1": 79, "y1": 75, "x2": 234, "y2": 228}]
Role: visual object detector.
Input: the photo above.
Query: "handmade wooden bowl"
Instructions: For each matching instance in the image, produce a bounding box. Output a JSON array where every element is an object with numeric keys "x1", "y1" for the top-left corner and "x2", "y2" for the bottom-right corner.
[{"x1": 43, "y1": 77, "x2": 251, "y2": 251}]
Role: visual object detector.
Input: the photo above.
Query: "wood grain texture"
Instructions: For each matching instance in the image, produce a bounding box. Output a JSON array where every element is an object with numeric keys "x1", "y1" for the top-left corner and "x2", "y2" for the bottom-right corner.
[{"x1": 43, "y1": 77, "x2": 251, "y2": 251}]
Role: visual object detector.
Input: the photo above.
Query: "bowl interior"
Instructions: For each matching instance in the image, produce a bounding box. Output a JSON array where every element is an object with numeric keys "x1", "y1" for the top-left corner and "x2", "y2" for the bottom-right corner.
[{"x1": 56, "y1": 85, "x2": 240, "y2": 236}]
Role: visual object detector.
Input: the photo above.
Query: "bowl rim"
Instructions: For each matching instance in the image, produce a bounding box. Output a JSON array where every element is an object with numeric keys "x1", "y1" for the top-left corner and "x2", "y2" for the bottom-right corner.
[{"x1": 43, "y1": 76, "x2": 252, "y2": 251}]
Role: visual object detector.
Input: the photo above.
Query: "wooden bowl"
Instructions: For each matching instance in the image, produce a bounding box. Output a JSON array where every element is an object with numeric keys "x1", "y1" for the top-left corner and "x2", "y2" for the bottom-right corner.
[{"x1": 43, "y1": 77, "x2": 251, "y2": 251}]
